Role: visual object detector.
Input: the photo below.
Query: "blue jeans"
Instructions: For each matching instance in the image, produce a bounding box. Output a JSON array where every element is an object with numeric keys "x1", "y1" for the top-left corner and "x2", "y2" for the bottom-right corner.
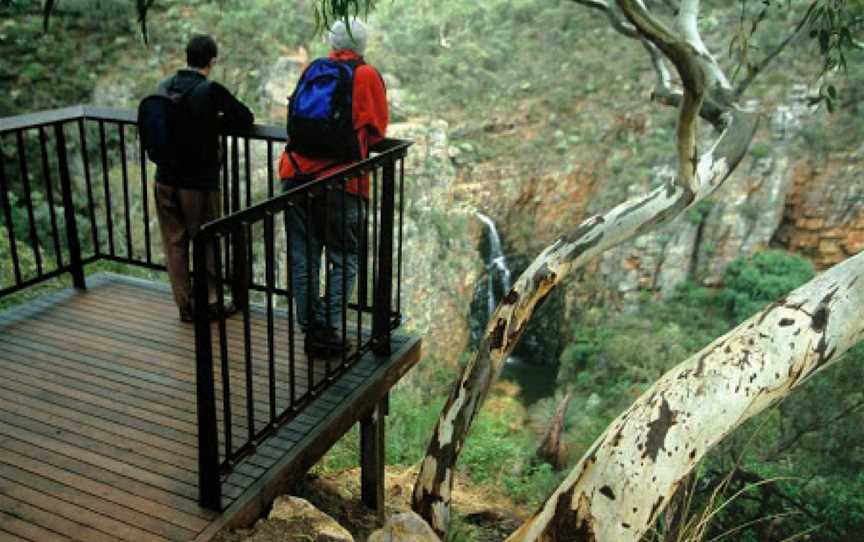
[{"x1": 283, "y1": 180, "x2": 366, "y2": 332}]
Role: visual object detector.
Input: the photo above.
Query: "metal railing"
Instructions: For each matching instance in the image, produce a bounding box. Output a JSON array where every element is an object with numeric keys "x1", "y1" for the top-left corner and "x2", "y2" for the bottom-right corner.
[
  {"x1": 0, "y1": 105, "x2": 296, "y2": 293},
  {"x1": 192, "y1": 139, "x2": 410, "y2": 509},
  {"x1": 0, "y1": 105, "x2": 411, "y2": 510}
]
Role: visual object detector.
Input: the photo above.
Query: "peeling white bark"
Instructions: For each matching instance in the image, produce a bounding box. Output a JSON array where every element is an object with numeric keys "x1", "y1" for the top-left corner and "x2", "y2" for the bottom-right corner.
[
  {"x1": 675, "y1": 0, "x2": 734, "y2": 96},
  {"x1": 412, "y1": 97, "x2": 758, "y2": 540},
  {"x1": 506, "y1": 250, "x2": 864, "y2": 542},
  {"x1": 411, "y1": 0, "x2": 760, "y2": 537}
]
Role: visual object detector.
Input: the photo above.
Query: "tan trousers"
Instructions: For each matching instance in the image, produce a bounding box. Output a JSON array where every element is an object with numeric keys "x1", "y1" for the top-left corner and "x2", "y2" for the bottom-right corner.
[{"x1": 154, "y1": 182, "x2": 220, "y2": 314}]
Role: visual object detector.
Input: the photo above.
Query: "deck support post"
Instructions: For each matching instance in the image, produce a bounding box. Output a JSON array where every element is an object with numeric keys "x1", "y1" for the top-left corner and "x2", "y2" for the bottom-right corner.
[
  {"x1": 360, "y1": 394, "x2": 387, "y2": 523},
  {"x1": 54, "y1": 123, "x2": 86, "y2": 290}
]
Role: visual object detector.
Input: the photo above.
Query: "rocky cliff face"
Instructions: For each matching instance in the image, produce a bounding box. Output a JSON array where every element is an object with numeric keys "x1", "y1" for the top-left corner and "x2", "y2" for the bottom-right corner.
[
  {"x1": 389, "y1": 119, "x2": 479, "y2": 366},
  {"x1": 775, "y1": 150, "x2": 864, "y2": 268},
  {"x1": 566, "y1": 85, "x2": 864, "y2": 310},
  {"x1": 442, "y1": 84, "x2": 863, "y2": 319}
]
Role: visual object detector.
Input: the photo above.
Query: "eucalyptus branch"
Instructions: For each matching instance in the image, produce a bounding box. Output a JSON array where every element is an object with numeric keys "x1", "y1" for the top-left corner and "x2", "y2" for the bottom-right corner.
[
  {"x1": 734, "y1": 2, "x2": 818, "y2": 99},
  {"x1": 675, "y1": 0, "x2": 735, "y2": 105},
  {"x1": 642, "y1": 37, "x2": 733, "y2": 129},
  {"x1": 570, "y1": 0, "x2": 640, "y2": 39},
  {"x1": 616, "y1": 0, "x2": 706, "y2": 192}
]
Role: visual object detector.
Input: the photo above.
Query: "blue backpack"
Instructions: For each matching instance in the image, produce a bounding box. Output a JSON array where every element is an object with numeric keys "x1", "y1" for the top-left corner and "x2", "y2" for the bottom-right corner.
[
  {"x1": 138, "y1": 79, "x2": 205, "y2": 168},
  {"x1": 287, "y1": 58, "x2": 361, "y2": 161}
]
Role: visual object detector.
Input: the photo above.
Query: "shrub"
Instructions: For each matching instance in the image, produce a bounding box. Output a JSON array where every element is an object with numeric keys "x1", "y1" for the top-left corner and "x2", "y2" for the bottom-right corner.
[{"x1": 719, "y1": 250, "x2": 815, "y2": 324}]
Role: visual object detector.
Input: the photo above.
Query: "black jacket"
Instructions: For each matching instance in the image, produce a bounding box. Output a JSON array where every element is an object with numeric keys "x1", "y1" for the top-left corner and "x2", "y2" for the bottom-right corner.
[{"x1": 155, "y1": 69, "x2": 254, "y2": 191}]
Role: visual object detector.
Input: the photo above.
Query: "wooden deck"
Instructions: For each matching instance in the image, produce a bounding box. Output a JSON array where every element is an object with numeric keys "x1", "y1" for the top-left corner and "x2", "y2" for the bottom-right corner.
[{"x1": 0, "y1": 273, "x2": 421, "y2": 542}]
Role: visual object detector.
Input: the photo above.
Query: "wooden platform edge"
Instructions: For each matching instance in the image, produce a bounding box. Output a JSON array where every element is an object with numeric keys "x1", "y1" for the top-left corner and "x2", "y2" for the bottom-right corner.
[{"x1": 194, "y1": 334, "x2": 423, "y2": 541}]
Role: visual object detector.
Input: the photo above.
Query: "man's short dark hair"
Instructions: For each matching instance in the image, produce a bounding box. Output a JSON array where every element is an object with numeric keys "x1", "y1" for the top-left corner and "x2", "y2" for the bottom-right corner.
[{"x1": 186, "y1": 35, "x2": 218, "y2": 69}]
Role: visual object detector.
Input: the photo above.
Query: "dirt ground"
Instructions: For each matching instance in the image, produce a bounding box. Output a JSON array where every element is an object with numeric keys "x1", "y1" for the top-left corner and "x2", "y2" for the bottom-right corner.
[{"x1": 214, "y1": 465, "x2": 527, "y2": 542}]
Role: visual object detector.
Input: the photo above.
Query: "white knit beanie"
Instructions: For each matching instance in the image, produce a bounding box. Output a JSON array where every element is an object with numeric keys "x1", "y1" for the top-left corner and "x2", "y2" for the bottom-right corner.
[{"x1": 328, "y1": 19, "x2": 368, "y2": 54}]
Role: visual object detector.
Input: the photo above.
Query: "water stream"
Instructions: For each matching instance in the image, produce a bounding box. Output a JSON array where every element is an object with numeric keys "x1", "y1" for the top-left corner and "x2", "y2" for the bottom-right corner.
[{"x1": 471, "y1": 212, "x2": 557, "y2": 404}]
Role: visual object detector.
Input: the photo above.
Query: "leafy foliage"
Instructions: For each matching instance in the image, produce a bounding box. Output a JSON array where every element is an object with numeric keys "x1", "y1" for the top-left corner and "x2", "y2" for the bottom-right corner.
[{"x1": 718, "y1": 250, "x2": 815, "y2": 324}]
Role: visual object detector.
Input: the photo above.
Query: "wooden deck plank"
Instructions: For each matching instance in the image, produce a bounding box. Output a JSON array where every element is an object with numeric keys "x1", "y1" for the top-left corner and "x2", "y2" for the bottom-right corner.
[
  {"x1": 0, "y1": 406, "x2": 203, "y2": 488},
  {"x1": 0, "y1": 273, "x2": 421, "y2": 541},
  {"x1": 0, "y1": 493, "x2": 122, "y2": 542},
  {"x1": 0, "y1": 329, "x2": 310, "y2": 442},
  {"x1": 0, "y1": 509, "x2": 74, "y2": 542},
  {"x1": 0, "y1": 339, "x2": 296, "y2": 464},
  {"x1": 0, "y1": 475, "x2": 171, "y2": 542},
  {"x1": 0, "y1": 433, "x2": 206, "y2": 517},
  {"x1": 0, "y1": 376, "x2": 282, "y2": 478},
  {"x1": 0, "y1": 441, "x2": 212, "y2": 529},
  {"x1": 15, "y1": 295, "x2": 322, "y2": 399},
  {"x1": 0, "y1": 461, "x2": 191, "y2": 540},
  {"x1": 0, "y1": 527, "x2": 35, "y2": 542}
]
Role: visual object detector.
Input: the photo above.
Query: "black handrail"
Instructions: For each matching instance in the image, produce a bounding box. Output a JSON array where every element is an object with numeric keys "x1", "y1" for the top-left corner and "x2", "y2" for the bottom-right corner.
[
  {"x1": 0, "y1": 105, "x2": 301, "y2": 296},
  {"x1": 192, "y1": 138, "x2": 410, "y2": 509},
  {"x1": 0, "y1": 105, "x2": 412, "y2": 511}
]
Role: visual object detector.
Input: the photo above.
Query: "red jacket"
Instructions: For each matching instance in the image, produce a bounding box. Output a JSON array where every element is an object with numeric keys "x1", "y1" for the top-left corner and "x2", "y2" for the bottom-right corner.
[{"x1": 278, "y1": 49, "x2": 388, "y2": 199}]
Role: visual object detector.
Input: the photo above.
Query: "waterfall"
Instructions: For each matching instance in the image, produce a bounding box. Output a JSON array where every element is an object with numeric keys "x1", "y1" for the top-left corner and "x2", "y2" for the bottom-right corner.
[
  {"x1": 469, "y1": 211, "x2": 558, "y2": 403},
  {"x1": 471, "y1": 212, "x2": 513, "y2": 344}
]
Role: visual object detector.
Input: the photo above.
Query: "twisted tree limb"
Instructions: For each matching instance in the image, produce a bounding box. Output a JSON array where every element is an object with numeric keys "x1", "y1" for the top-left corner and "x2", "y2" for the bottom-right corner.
[
  {"x1": 506, "y1": 250, "x2": 864, "y2": 541},
  {"x1": 572, "y1": 0, "x2": 730, "y2": 129},
  {"x1": 411, "y1": 0, "x2": 760, "y2": 534}
]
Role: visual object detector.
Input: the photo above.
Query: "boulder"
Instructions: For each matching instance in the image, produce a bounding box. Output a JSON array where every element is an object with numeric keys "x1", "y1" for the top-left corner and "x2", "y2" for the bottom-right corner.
[
  {"x1": 265, "y1": 496, "x2": 355, "y2": 542},
  {"x1": 367, "y1": 511, "x2": 440, "y2": 542}
]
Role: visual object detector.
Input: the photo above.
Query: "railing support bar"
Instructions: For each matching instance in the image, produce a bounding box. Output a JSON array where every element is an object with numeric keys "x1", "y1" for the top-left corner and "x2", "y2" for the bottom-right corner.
[
  {"x1": 372, "y1": 161, "x2": 395, "y2": 356},
  {"x1": 54, "y1": 123, "x2": 86, "y2": 289},
  {"x1": 193, "y1": 236, "x2": 222, "y2": 510}
]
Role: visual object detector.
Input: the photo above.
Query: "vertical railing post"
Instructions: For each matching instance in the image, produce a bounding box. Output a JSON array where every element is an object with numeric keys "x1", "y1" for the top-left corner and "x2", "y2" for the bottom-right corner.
[
  {"x1": 232, "y1": 224, "x2": 249, "y2": 311},
  {"x1": 54, "y1": 123, "x2": 86, "y2": 289},
  {"x1": 372, "y1": 160, "x2": 395, "y2": 356},
  {"x1": 193, "y1": 235, "x2": 221, "y2": 510}
]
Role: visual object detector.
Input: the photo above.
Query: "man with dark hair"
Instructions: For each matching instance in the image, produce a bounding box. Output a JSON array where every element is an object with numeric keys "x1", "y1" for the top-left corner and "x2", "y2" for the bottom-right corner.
[
  {"x1": 154, "y1": 34, "x2": 254, "y2": 322},
  {"x1": 186, "y1": 34, "x2": 218, "y2": 69}
]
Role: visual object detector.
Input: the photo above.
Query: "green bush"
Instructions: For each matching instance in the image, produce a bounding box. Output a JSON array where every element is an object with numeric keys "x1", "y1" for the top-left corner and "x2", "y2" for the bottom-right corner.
[{"x1": 719, "y1": 250, "x2": 815, "y2": 324}]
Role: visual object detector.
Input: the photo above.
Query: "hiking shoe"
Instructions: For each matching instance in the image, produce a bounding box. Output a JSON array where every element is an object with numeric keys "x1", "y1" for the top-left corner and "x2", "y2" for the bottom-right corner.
[
  {"x1": 179, "y1": 305, "x2": 194, "y2": 323},
  {"x1": 208, "y1": 301, "x2": 238, "y2": 320},
  {"x1": 304, "y1": 327, "x2": 347, "y2": 359}
]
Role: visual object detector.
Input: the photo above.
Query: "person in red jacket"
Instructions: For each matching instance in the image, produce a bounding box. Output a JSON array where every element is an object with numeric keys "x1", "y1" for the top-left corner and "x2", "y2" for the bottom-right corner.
[{"x1": 278, "y1": 18, "x2": 388, "y2": 357}]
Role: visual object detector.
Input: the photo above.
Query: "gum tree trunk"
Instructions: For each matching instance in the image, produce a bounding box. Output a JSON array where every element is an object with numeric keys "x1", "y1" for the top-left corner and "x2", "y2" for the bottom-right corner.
[
  {"x1": 505, "y1": 249, "x2": 864, "y2": 541},
  {"x1": 412, "y1": 0, "x2": 851, "y2": 537}
]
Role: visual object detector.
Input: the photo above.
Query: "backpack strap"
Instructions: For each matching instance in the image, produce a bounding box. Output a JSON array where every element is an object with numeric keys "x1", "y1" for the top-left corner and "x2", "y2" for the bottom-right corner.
[
  {"x1": 286, "y1": 149, "x2": 304, "y2": 175},
  {"x1": 342, "y1": 57, "x2": 386, "y2": 90}
]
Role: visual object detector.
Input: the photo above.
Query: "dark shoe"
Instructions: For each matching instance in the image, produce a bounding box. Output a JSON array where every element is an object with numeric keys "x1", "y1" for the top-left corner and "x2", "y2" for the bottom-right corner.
[
  {"x1": 179, "y1": 306, "x2": 194, "y2": 323},
  {"x1": 304, "y1": 327, "x2": 347, "y2": 358},
  {"x1": 208, "y1": 301, "x2": 238, "y2": 320}
]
